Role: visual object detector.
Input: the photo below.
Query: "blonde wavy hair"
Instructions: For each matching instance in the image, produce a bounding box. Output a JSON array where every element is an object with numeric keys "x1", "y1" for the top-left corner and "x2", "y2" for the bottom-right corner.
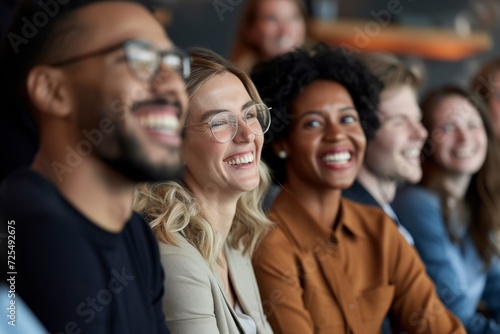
[{"x1": 134, "y1": 48, "x2": 272, "y2": 268}]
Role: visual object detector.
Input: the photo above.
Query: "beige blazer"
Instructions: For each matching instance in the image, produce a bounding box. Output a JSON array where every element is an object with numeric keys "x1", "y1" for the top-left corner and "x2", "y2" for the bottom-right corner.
[{"x1": 159, "y1": 232, "x2": 273, "y2": 334}]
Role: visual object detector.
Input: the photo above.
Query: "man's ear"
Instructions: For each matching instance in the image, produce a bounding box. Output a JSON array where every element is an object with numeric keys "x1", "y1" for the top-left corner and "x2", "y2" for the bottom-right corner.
[{"x1": 26, "y1": 66, "x2": 72, "y2": 118}]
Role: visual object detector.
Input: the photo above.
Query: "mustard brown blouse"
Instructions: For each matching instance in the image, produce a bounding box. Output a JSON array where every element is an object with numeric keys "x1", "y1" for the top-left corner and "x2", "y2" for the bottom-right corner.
[{"x1": 252, "y1": 190, "x2": 465, "y2": 334}]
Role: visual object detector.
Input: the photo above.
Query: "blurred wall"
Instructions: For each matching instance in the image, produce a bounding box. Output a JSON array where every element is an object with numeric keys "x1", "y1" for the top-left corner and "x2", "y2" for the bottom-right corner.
[{"x1": 163, "y1": 0, "x2": 500, "y2": 97}]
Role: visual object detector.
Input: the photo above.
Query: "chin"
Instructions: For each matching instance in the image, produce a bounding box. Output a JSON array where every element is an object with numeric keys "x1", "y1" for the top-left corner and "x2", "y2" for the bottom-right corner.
[
  {"x1": 236, "y1": 179, "x2": 260, "y2": 193},
  {"x1": 332, "y1": 179, "x2": 357, "y2": 190},
  {"x1": 404, "y1": 170, "x2": 422, "y2": 184}
]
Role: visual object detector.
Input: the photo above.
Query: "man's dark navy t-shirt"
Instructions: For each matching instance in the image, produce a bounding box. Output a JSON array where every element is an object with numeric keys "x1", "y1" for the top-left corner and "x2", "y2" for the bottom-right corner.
[{"x1": 0, "y1": 169, "x2": 169, "y2": 334}]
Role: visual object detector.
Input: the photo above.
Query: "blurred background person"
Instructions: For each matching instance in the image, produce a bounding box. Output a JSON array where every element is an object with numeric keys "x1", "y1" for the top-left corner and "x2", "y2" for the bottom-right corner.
[
  {"x1": 135, "y1": 48, "x2": 273, "y2": 334},
  {"x1": 393, "y1": 86, "x2": 500, "y2": 334},
  {"x1": 471, "y1": 58, "x2": 500, "y2": 139},
  {"x1": 344, "y1": 52, "x2": 428, "y2": 246},
  {"x1": 230, "y1": 0, "x2": 308, "y2": 73},
  {"x1": 251, "y1": 44, "x2": 465, "y2": 334}
]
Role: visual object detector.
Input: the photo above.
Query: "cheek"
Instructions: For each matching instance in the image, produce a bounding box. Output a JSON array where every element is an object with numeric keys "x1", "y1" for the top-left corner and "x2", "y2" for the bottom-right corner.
[
  {"x1": 432, "y1": 141, "x2": 450, "y2": 162},
  {"x1": 365, "y1": 142, "x2": 388, "y2": 165},
  {"x1": 479, "y1": 132, "x2": 488, "y2": 155},
  {"x1": 261, "y1": 23, "x2": 279, "y2": 38},
  {"x1": 372, "y1": 129, "x2": 398, "y2": 153},
  {"x1": 489, "y1": 99, "x2": 500, "y2": 118},
  {"x1": 255, "y1": 136, "x2": 264, "y2": 155},
  {"x1": 292, "y1": 21, "x2": 306, "y2": 38},
  {"x1": 109, "y1": 85, "x2": 148, "y2": 121},
  {"x1": 352, "y1": 129, "x2": 367, "y2": 154},
  {"x1": 183, "y1": 138, "x2": 211, "y2": 165}
]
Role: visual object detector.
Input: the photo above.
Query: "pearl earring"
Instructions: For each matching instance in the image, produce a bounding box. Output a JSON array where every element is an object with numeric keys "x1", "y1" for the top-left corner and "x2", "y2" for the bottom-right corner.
[{"x1": 278, "y1": 150, "x2": 287, "y2": 159}]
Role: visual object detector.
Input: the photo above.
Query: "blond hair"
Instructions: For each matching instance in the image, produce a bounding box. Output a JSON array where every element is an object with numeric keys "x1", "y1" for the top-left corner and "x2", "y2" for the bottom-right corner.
[{"x1": 134, "y1": 48, "x2": 272, "y2": 267}]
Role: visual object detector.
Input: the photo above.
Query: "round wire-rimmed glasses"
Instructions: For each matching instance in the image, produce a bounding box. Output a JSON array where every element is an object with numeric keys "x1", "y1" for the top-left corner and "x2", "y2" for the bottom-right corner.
[
  {"x1": 184, "y1": 103, "x2": 272, "y2": 143},
  {"x1": 49, "y1": 39, "x2": 191, "y2": 82}
]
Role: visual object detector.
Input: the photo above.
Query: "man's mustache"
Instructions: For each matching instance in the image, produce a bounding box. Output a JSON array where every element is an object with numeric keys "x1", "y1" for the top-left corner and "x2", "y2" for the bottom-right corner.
[{"x1": 131, "y1": 97, "x2": 183, "y2": 118}]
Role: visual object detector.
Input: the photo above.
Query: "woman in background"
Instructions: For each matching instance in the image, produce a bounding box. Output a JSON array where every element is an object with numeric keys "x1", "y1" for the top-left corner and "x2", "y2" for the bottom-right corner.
[
  {"x1": 230, "y1": 0, "x2": 307, "y2": 73},
  {"x1": 251, "y1": 44, "x2": 465, "y2": 334},
  {"x1": 393, "y1": 86, "x2": 500, "y2": 334},
  {"x1": 135, "y1": 48, "x2": 273, "y2": 334}
]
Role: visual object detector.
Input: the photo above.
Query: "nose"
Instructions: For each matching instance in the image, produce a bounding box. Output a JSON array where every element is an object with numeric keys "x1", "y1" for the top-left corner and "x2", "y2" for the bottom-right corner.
[
  {"x1": 277, "y1": 21, "x2": 288, "y2": 35},
  {"x1": 410, "y1": 121, "x2": 428, "y2": 141},
  {"x1": 233, "y1": 117, "x2": 256, "y2": 143},
  {"x1": 324, "y1": 120, "x2": 346, "y2": 141},
  {"x1": 455, "y1": 126, "x2": 469, "y2": 142}
]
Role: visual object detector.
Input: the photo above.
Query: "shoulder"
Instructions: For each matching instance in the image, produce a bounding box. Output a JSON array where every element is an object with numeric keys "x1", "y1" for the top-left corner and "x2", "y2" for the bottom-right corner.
[
  {"x1": 253, "y1": 217, "x2": 300, "y2": 271},
  {"x1": 394, "y1": 185, "x2": 439, "y2": 209},
  {"x1": 0, "y1": 170, "x2": 87, "y2": 247},
  {"x1": 341, "y1": 198, "x2": 391, "y2": 230},
  {"x1": 258, "y1": 215, "x2": 295, "y2": 250},
  {"x1": 393, "y1": 186, "x2": 444, "y2": 231},
  {"x1": 343, "y1": 180, "x2": 379, "y2": 207},
  {"x1": 341, "y1": 199, "x2": 412, "y2": 248},
  {"x1": 124, "y1": 213, "x2": 164, "y2": 275},
  {"x1": 341, "y1": 197, "x2": 388, "y2": 220},
  {"x1": 125, "y1": 212, "x2": 157, "y2": 247},
  {"x1": 158, "y1": 233, "x2": 212, "y2": 276},
  {"x1": 0, "y1": 169, "x2": 65, "y2": 219}
]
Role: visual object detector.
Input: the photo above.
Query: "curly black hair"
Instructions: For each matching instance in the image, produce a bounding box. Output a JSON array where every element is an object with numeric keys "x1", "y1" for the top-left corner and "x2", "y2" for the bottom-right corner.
[{"x1": 251, "y1": 44, "x2": 383, "y2": 184}]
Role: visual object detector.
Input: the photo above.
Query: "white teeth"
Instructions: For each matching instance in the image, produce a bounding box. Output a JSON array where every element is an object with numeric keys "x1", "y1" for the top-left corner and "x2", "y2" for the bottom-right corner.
[
  {"x1": 138, "y1": 115, "x2": 179, "y2": 133},
  {"x1": 455, "y1": 148, "x2": 474, "y2": 158},
  {"x1": 403, "y1": 149, "x2": 420, "y2": 158},
  {"x1": 225, "y1": 153, "x2": 255, "y2": 166},
  {"x1": 322, "y1": 152, "x2": 351, "y2": 164},
  {"x1": 277, "y1": 37, "x2": 294, "y2": 49}
]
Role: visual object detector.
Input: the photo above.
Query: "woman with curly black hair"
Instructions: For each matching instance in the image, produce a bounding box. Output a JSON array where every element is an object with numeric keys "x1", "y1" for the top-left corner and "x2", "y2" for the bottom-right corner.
[{"x1": 251, "y1": 45, "x2": 465, "y2": 333}]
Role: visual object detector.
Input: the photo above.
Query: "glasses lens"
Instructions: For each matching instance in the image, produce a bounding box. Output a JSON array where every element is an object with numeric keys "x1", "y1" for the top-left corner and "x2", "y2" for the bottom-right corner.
[
  {"x1": 210, "y1": 112, "x2": 237, "y2": 142},
  {"x1": 162, "y1": 51, "x2": 190, "y2": 79},
  {"x1": 245, "y1": 104, "x2": 271, "y2": 135},
  {"x1": 126, "y1": 42, "x2": 158, "y2": 82}
]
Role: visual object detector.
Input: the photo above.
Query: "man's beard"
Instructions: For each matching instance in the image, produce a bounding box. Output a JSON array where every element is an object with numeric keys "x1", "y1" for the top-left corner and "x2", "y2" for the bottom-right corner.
[
  {"x1": 77, "y1": 89, "x2": 184, "y2": 183},
  {"x1": 97, "y1": 123, "x2": 184, "y2": 183}
]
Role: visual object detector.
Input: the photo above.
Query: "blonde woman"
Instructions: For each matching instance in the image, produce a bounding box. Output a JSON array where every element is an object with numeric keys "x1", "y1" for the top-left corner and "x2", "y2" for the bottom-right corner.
[{"x1": 135, "y1": 48, "x2": 273, "y2": 334}]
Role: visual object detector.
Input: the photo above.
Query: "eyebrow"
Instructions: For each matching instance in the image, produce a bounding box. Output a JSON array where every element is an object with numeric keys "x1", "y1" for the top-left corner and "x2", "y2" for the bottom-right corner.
[
  {"x1": 379, "y1": 110, "x2": 423, "y2": 121},
  {"x1": 199, "y1": 109, "x2": 226, "y2": 123},
  {"x1": 199, "y1": 100, "x2": 257, "y2": 122},
  {"x1": 295, "y1": 107, "x2": 356, "y2": 120}
]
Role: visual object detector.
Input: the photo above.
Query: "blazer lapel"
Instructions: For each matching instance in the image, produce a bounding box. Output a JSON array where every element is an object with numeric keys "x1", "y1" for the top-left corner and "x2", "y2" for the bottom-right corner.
[
  {"x1": 213, "y1": 256, "x2": 246, "y2": 334},
  {"x1": 226, "y1": 245, "x2": 252, "y2": 311},
  {"x1": 225, "y1": 244, "x2": 267, "y2": 329}
]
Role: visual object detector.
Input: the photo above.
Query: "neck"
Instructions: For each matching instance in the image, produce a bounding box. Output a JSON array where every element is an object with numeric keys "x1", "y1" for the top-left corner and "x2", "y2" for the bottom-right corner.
[
  {"x1": 285, "y1": 175, "x2": 342, "y2": 231},
  {"x1": 32, "y1": 147, "x2": 135, "y2": 233},
  {"x1": 357, "y1": 166, "x2": 397, "y2": 205},
  {"x1": 422, "y1": 166, "x2": 471, "y2": 199},
  {"x1": 184, "y1": 177, "x2": 238, "y2": 243}
]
